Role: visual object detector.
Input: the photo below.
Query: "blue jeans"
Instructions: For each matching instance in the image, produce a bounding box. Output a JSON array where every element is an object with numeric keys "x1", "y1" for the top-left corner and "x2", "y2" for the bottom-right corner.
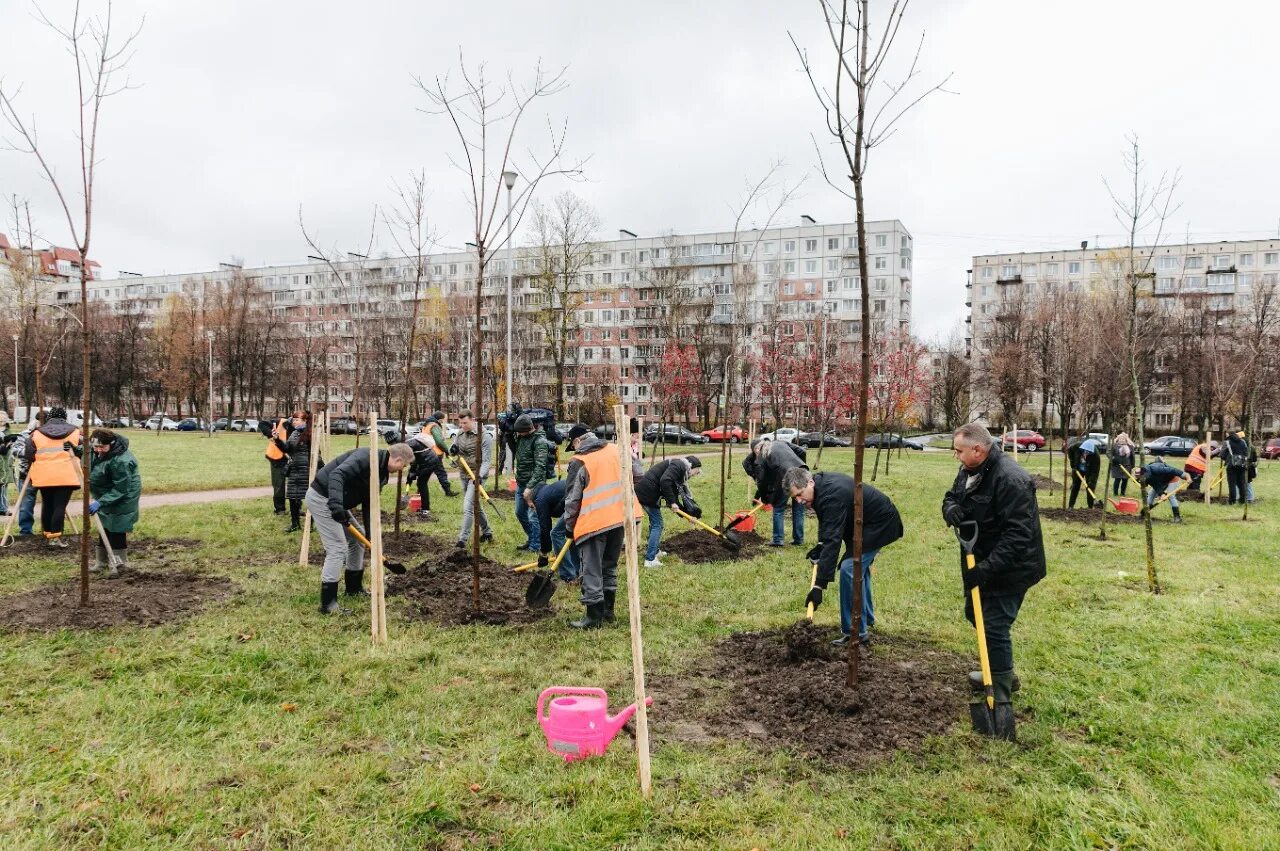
[
  {"x1": 643, "y1": 505, "x2": 664, "y2": 560},
  {"x1": 839, "y1": 550, "x2": 879, "y2": 639},
  {"x1": 515, "y1": 492, "x2": 540, "y2": 551},
  {"x1": 1148, "y1": 482, "x2": 1180, "y2": 510},
  {"x1": 18, "y1": 476, "x2": 37, "y2": 535},
  {"x1": 772, "y1": 497, "x2": 804, "y2": 545},
  {"x1": 550, "y1": 517, "x2": 580, "y2": 582}
]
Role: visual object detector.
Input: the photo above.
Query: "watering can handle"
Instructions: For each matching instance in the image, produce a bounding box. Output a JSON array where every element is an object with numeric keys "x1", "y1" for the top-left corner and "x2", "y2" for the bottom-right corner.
[{"x1": 536, "y1": 686, "x2": 608, "y2": 724}]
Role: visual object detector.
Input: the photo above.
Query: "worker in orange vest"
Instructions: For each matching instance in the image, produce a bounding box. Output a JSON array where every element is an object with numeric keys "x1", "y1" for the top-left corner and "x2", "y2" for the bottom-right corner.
[
  {"x1": 1182, "y1": 440, "x2": 1215, "y2": 491},
  {"x1": 21, "y1": 405, "x2": 82, "y2": 548},
  {"x1": 562, "y1": 423, "x2": 643, "y2": 629},
  {"x1": 264, "y1": 417, "x2": 291, "y2": 515}
]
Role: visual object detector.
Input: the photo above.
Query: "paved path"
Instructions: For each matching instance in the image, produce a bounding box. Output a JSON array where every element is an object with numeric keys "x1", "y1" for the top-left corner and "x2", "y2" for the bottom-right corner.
[{"x1": 64, "y1": 486, "x2": 273, "y2": 516}]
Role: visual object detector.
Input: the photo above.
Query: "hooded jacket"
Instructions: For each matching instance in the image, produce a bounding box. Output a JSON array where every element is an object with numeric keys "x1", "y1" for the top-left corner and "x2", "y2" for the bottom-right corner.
[
  {"x1": 811, "y1": 473, "x2": 903, "y2": 588},
  {"x1": 941, "y1": 443, "x2": 1046, "y2": 597},
  {"x1": 310, "y1": 448, "x2": 390, "y2": 527},
  {"x1": 634, "y1": 458, "x2": 694, "y2": 509},
  {"x1": 514, "y1": 430, "x2": 553, "y2": 492},
  {"x1": 284, "y1": 427, "x2": 319, "y2": 501},
  {"x1": 751, "y1": 440, "x2": 808, "y2": 507},
  {"x1": 563, "y1": 434, "x2": 637, "y2": 543},
  {"x1": 88, "y1": 435, "x2": 142, "y2": 534}
]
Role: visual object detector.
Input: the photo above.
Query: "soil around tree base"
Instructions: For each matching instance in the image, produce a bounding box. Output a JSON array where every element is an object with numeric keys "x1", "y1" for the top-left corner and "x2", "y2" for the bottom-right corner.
[
  {"x1": 0, "y1": 570, "x2": 238, "y2": 632},
  {"x1": 1030, "y1": 474, "x2": 1062, "y2": 492},
  {"x1": 1039, "y1": 507, "x2": 1147, "y2": 524},
  {"x1": 661, "y1": 530, "x2": 765, "y2": 564},
  {"x1": 652, "y1": 623, "x2": 971, "y2": 768},
  {"x1": 386, "y1": 545, "x2": 554, "y2": 627}
]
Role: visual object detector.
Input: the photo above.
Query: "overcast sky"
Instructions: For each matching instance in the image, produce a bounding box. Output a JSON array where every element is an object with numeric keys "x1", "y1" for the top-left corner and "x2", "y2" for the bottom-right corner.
[{"x1": 3, "y1": 0, "x2": 1278, "y2": 339}]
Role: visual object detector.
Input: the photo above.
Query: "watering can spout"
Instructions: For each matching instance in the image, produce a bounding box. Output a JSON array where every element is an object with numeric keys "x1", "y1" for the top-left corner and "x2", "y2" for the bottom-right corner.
[{"x1": 605, "y1": 697, "x2": 654, "y2": 739}]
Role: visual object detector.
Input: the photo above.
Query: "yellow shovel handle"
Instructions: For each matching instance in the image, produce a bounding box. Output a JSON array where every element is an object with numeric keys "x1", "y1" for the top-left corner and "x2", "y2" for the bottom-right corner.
[
  {"x1": 966, "y1": 553, "x2": 995, "y2": 711},
  {"x1": 457, "y1": 456, "x2": 493, "y2": 503},
  {"x1": 805, "y1": 562, "x2": 817, "y2": 620},
  {"x1": 1073, "y1": 468, "x2": 1101, "y2": 503},
  {"x1": 672, "y1": 505, "x2": 723, "y2": 538}
]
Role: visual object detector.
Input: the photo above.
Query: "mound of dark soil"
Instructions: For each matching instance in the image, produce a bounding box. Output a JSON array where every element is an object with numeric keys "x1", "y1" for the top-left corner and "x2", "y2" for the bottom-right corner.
[
  {"x1": 1, "y1": 535, "x2": 203, "y2": 559},
  {"x1": 386, "y1": 545, "x2": 553, "y2": 627},
  {"x1": 0, "y1": 570, "x2": 238, "y2": 632},
  {"x1": 662, "y1": 530, "x2": 765, "y2": 564},
  {"x1": 1039, "y1": 507, "x2": 1145, "y2": 524},
  {"x1": 308, "y1": 530, "x2": 453, "y2": 566},
  {"x1": 654, "y1": 626, "x2": 970, "y2": 768},
  {"x1": 1030, "y1": 474, "x2": 1061, "y2": 492}
]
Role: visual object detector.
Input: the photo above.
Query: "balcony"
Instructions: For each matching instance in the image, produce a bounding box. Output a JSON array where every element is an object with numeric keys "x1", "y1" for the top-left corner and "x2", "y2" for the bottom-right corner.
[
  {"x1": 1206, "y1": 265, "x2": 1238, "y2": 275},
  {"x1": 996, "y1": 275, "x2": 1022, "y2": 285}
]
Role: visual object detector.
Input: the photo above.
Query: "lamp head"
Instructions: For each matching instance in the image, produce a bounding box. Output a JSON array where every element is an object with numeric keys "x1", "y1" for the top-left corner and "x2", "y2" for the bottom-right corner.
[{"x1": 502, "y1": 170, "x2": 518, "y2": 190}]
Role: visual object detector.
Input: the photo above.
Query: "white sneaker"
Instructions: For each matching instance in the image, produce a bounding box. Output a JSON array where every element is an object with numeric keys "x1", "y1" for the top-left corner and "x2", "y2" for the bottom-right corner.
[
  {"x1": 658, "y1": 550, "x2": 669, "y2": 558},
  {"x1": 644, "y1": 558, "x2": 663, "y2": 569}
]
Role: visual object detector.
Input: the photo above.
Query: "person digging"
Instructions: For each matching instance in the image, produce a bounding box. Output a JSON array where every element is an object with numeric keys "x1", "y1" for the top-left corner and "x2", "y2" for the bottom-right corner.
[
  {"x1": 87, "y1": 428, "x2": 142, "y2": 577},
  {"x1": 562, "y1": 426, "x2": 643, "y2": 629},
  {"x1": 405, "y1": 412, "x2": 456, "y2": 521},
  {"x1": 535, "y1": 475, "x2": 580, "y2": 582},
  {"x1": 942, "y1": 423, "x2": 1046, "y2": 741},
  {"x1": 451, "y1": 411, "x2": 495, "y2": 549},
  {"x1": 305, "y1": 442, "x2": 414, "y2": 614},
  {"x1": 1137, "y1": 461, "x2": 1188, "y2": 522},
  {"x1": 785, "y1": 467, "x2": 903, "y2": 648},
  {"x1": 747, "y1": 437, "x2": 808, "y2": 547},
  {"x1": 634, "y1": 453, "x2": 702, "y2": 568},
  {"x1": 513, "y1": 414, "x2": 554, "y2": 554}
]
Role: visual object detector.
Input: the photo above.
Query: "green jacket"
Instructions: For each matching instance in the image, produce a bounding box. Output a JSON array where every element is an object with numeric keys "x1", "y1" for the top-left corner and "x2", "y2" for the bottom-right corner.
[
  {"x1": 89, "y1": 436, "x2": 142, "y2": 534},
  {"x1": 514, "y1": 433, "x2": 552, "y2": 491},
  {"x1": 428, "y1": 423, "x2": 449, "y2": 454}
]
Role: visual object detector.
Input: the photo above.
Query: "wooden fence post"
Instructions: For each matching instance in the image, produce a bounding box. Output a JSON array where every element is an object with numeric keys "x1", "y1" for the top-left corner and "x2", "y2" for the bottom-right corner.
[{"x1": 614, "y1": 403, "x2": 651, "y2": 798}]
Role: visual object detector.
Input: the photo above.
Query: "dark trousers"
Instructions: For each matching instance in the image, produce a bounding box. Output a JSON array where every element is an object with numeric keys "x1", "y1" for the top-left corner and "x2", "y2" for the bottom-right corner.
[
  {"x1": 965, "y1": 590, "x2": 1024, "y2": 674},
  {"x1": 1227, "y1": 467, "x2": 1247, "y2": 504},
  {"x1": 416, "y1": 453, "x2": 449, "y2": 498},
  {"x1": 270, "y1": 461, "x2": 287, "y2": 512},
  {"x1": 578, "y1": 526, "x2": 624, "y2": 606},
  {"x1": 289, "y1": 498, "x2": 302, "y2": 526},
  {"x1": 40, "y1": 485, "x2": 75, "y2": 534},
  {"x1": 105, "y1": 530, "x2": 128, "y2": 550},
  {"x1": 1069, "y1": 470, "x2": 1099, "y2": 508},
  {"x1": 1111, "y1": 475, "x2": 1128, "y2": 496}
]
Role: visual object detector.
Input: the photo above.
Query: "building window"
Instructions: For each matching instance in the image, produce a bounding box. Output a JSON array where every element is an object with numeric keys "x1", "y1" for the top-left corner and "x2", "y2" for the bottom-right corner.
[
  {"x1": 875, "y1": 257, "x2": 888, "y2": 270},
  {"x1": 1265, "y1": 252, "x2": 1278, "y2": 265},
  {"x1": 982, "y1": 267, "x2": 994, "y2": 279},
  {"x1": 826, "y1": 258, "x2": 839, "y2": 272},
  {"x1": 784, "y1": 282, "x2": 795, "y2": 295},
  {"x1": 1023, "y1": 264, "x2": 1037, "y2": 278},
  {"x1": 1239, "y1": 253, "x2": 1254, "y2": 267},
  {"x1": 827, "y1": 237, "x2": 839, "y2": 250},
  {"x1": 874, "y1": 277, "x2": 887, "y2": 292},
  {"x1": 804, "y1": 239, "x2": 818, "y2": 252},
  {"x1": 873, "y1": 299, "x2": 885, "y2": 314},
  {"x1": 1067, "y1": 262, "x2": 1080, "y2": 274},
  {"x1": 1156, "y1": 276, "x2": 1174, "y2": 292},
  {"x1": 1185, "y1": 255, "x2": 1203, "y2": 269},
  {"x1": 847, "y1": 237, "x2": 857, "y2": 251},
  {"x1": 826, "y1": 279, "x2": 837, "y2": 293},
  {"x1": 783, "y1": 260, "x2": 795, "y2": 273},
  {"x1": 764, "y1": 242, "x2": 776, "y2": 254},
  {"x1": 843, "y1": 277, "x2": 855, "y2": 290},
  {"x1": 804, "y1": 281, "x2": 815, "y2": 294},
  {"x1": 1157, "y1": 256, "x2": 1178, "y2": 271},
  {"x1": 876, "y1": 234, "x2": 887, "y2": 248},
  {"x1": 784, "y1": 240, "x2": 795, "y2": 252},
  {"x1": 1213, "y1": 254, "x2": 1232, "y2": 270},
  {"x1": 804, "y1": 260, "x2": 818, "y2": 274}
]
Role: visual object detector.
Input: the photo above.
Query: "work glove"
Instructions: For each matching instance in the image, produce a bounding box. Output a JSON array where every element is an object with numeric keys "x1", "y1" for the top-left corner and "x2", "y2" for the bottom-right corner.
[
  {"x1": 448, "y1": 443, "x2": 459, "y2": 457},
  {"x1": 87, "y1": 499, "x2": 100, "y2": 516},
  {"x1": 805, "y1": 586, "x2": 823, "y2": 610},
  {"x1": 806, "y1": 544, "x2": 822, "y2": 562},
  {"x1": 962, "y1": 563, "x2": 987, "y2": 592},
  {"x1": 942, "y1": 503, "x2": 966, "y2": 528},
  {"x1": 406, "y1": 470, "x2": 417, "y2": 485},
  {"x1": 330, "y1": 506, "x2": 349, "y2": 524},
  {"x1": 681, "y1": 497, "x2": 703, "y2": 519},
  {"x1": 538, "y1": 554, "x2": 550, "y2": 569},
  {"x1": 63, "y1": 441, "x2": 74, "y2": 451}
]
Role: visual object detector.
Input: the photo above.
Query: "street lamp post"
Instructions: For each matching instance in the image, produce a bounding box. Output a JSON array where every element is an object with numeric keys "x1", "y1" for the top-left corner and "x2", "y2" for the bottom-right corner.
[
  {"x1": 503, "y1": 170, "x2": 518, "y2": 411},
  {"x1": 206, "y1": 331, "x2": 215, "y2": 437}
]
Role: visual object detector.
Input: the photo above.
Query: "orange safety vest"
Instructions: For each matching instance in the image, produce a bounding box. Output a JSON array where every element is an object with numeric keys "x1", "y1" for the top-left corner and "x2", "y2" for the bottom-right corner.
[
  {"x1": 265, "y1": 419, "x2": 287, "y2": 461},
  {"x1": 1184, "y1": 444, "x2": 1209, "y2": 474},
  {"x1": 29, "y1": 428, "x2": 82, "y2": 488},
  {"x1": 573, "y1": 446, "x2": 643, "y2": 540}
]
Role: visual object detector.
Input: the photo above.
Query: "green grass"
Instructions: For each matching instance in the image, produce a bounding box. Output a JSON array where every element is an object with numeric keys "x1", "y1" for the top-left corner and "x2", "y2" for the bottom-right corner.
[{"x1": 1, "y1": 448, "x2": 1279, "y2": 848}]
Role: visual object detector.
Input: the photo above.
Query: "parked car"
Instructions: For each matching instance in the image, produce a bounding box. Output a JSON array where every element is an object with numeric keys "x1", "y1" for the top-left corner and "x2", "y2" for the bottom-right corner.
[
  {"x1": 405, "y1": 420, "x2": 427, "y2": 438},
  {"x1": 103, "y1": 417, "x2": 132, "y2": 429},
  {"x1": 756, "y1": 427, "x2": 800, "y2": 444},
  {"x1": 643, "y1": 424, "x2": 709, "y2": 445},
  {"x1": 1143, "y1": 435, "x2": 1197, "y2": 457},
  {"x1": 1001, "y1": 429, "x2": 1047, "y2": 452},
  {"x1": 864, "y1": 433, "x2": 925, "y2": 451},
  {"x1": 176, "y1": 418, "x2": 206, "y2": 432},
  {"x1": 795, "y1": 431, "x2": 851, "y2": 448},
  {"x1": 701, "y1": 425, "x2": 747, "y2": 443},
  {"x1": 211, "y1": 417, "x2": 230, "y2": 431},
  {"x1": 593, "y1": 424, "x2": 617, "y2": 442},
  {"x1": 1262, "y1": 438, "x2": 1280, "y2": 460},
  {"x1": 1086, "y1": 432, "x2": 1111, "y2": 448},
  {"x1": 329, "y1": 416, "x2": 359, "y2": 435},
  {"x1": 144, "y1": 415, "x2": 180, "y2": 431},
  {"x1": 375, "y1": 418, "x2": 404, "y2": 442}
]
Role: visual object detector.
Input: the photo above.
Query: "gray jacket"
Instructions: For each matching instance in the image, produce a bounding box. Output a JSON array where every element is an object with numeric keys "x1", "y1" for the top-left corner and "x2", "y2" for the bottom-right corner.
[{"x1": 453, "y1": 427, "x2": 494, "y2": 480}]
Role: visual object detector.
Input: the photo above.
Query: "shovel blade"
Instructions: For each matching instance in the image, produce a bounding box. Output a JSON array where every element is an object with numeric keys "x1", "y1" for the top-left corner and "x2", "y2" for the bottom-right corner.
[
  {"x1": 525, "y1": 573, "x2": 557, "y2": 608},
  {"x1": 969, "y1": 700, "x2": 996, "y2": 737},
  {"x1": 384, "y1": 561, "x2": 407, "y2": 575},
  {"x1": 721, "y1": 530, "x2": 742, "y2": 553},
  {"x1": 993, "y1": 704, "x2": 1017, "y2": 741}
]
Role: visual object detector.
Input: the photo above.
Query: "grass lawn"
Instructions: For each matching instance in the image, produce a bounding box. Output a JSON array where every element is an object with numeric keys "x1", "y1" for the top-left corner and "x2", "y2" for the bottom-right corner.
[{"x1": 1, "y1": 446, "x2": 1278, "y2": 848}]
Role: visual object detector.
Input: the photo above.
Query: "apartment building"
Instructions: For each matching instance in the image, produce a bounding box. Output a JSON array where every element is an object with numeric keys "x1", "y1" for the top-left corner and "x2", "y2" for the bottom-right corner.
[{"x1": 45, "y1": 217, "x2": 914, "y2": 418}]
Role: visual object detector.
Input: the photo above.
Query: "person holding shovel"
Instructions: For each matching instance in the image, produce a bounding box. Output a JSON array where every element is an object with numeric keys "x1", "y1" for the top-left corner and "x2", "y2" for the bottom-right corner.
[
  {"x1": 451, "y1": 411, "x2": 494, "y2": 548},
  {"x1": 405, "y1": 412, "x2": 457, "y2": 521},
  {"x1": 306, "y1": 442, "x2": 414, "y2": 614},
  {"x1": 1066, "y1": 436, "x2": 1101, "y2": 509},
  {"x1": 283, "y1": 412, "x2": 317, "y2": 533},
  {"x1": 1137, "y1": 460, "x2": 1188, "y2": 522},
  {"x1": 748, "y1": 437, "x2": 808, "y2": 548},
  {"x1": 1108, "y1": 433, "x2": 1136, "y2": 497},
  {"x1": 10, "y1": 411, "x2": 45, "y2": 536},
  {"x1": 784, "y1": 468, "x2": 902, "y2": 648},
  {"x1": 563, "y1": 426, "x2": 643, "y2": 629},
  {"x1": 633, "y1": 454, "x2": 702, "y2": 568},
  {"x1": 86, "y1": 429, "x2": 142, "y2": 576},
  {"x1": 23, "y1": 406, "x2": 81, "y2": 548},
  {"x1": 942, "y1": 423, "x2": 1046, "y2": 739},
  {"x1": 513, "y1": 414, "x2": 553, "y2": 553}
]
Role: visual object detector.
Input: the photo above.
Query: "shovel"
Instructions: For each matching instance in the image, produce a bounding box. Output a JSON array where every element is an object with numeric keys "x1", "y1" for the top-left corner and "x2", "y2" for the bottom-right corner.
[
  {"x1": 346, "y1": 522, "x2": 407, "y2": 575},
  {"x1": 805, "y1": 562, "x2": 818, "y2": 620},
  {"x1": 1072, "y1": 469, "x2": 1102, "y2": 509},
  {"x1": 525, "y1": 538, "x2": 572, "y2": 608},
  {"x1": 458, "y1": 455, "x2": 507, "y2": 519},
  {"x1": 671, "y1": 505, "x2": 742, "y2": 553},
  {"x1": 955, "y1": 521, "x2": 1013, "y2": 739}
]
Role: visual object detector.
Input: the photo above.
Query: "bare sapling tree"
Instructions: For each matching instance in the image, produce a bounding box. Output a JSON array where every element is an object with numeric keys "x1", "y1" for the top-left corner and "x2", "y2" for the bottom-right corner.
[
  {"x1": 1104, "y1": 135, "x2": 1180, "y2": 594},
  {"x1": 792, "y1": 0, "x2": 952, "y2": 686},
  {"x1": 1, "y1": 1, "x2": 142, "y2": 605},
  {"x1": 420, "y1": 54, "x2": 585, "y2": 608},
  {"x1": 383, "y1": 170, "x2": 437, "y2": 534}
]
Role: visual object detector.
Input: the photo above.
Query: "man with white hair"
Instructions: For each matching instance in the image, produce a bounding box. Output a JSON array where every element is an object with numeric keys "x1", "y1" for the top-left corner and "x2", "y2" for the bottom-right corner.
[{"x1": 942, "y1": 422, "x2": 1046, "y2": 740}]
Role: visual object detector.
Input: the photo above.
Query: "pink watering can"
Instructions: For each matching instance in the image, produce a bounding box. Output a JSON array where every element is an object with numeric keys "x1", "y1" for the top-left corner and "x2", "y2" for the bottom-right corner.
[{"x1": 536, "y1": 686, "x2": 654, "y2": 763}]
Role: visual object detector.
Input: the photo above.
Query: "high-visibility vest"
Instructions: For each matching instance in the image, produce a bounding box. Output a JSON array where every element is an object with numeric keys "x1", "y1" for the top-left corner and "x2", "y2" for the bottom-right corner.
[
  {"x1": 29, "y1": 428, "x2": 82, "y2": 488},
  {"x1": 265, "y1": 419, "x2": 287, "y2": 461},
  {"x1": 573, "y1": 447, "x2": 643, "y2": 540},
  {"x1": 1185, "y1": 444, "x2": 1209, "y2": 474}
]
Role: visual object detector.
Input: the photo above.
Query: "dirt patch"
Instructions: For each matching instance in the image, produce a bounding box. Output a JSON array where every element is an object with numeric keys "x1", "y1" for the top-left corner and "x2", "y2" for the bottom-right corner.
[
  {"x1": 127, "y1": 537, "x2": 204, "y2": 554},
  {"x1": 662, "y1": 530, "x2": 765, "y2": 564},
  {"x1": 0, "y1": 570, "x2": 238, "y2": 632},
  {"x1": 386, "y1": 545, "x2": 553, "y2": 627},
  {"x1": 1039, "y1": 507, "x2": 1146, "y2": 524},
  {"x1": 653, "y1": 625, "x2": 970, "y2": 768},
  {"x1": 308, "y1": 529, "x2": 454, "y2": 566},
  {"x1": 1030, "y1": 474, "x2": 1061, "y2": 492},
  {"x1": 0, "y1": 535, "x2": 202, "y2": 558}
]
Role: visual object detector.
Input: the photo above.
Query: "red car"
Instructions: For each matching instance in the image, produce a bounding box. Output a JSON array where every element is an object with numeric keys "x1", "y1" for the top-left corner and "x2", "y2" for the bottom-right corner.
[
  {"x1": 1262, "y1": 438, "x2": 1280, "y2": 460},
  {"x1": 701, "y1": 425, "x2": 747, "y2": 443},
  {"x1": 1000, "y1": 429, "x2": 1046, "y2": 452}
]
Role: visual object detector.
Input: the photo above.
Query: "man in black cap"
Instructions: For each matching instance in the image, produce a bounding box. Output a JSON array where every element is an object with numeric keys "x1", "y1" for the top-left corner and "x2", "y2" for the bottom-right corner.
[
  {"x1": 633, "y1": 454, "x2": 702, "y2": 568},
  {"x1": 405, "y1": 412, "x2": 455, "y2": 519},
  {"x1": 513, "y1": 413, "x2": 553, "y2": 552}
]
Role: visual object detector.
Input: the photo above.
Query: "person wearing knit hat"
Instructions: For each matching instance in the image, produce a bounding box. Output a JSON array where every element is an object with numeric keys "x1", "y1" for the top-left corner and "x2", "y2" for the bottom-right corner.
[
  {"x1": 632, "y1": 453, "x2": 703, "y2": 568},
  {"x1": 513, "y1": 413, "x2": 553, "y2": 552}
]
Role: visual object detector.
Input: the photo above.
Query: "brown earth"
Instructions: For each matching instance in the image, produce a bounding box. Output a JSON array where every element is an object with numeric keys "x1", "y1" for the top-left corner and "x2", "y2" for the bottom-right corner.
[
  {"x1": 308, "y1": 529, "x2": 453, "y2": 567},
  {"x1": 0, "y1": 534, "x2": 202, "y2": 558},
  {"x1": 386, "y1": 545, "x2": 554, "y2": 627},
  {"x1": 1039, "y1": 507, "x2": 1146, "y2": 525},
  {"x1": 652, "y1": 623, "x2": 970, "y2": 768},
  {"x1": 0, "y1": 570, "x2": 238, "y2": 632},
  {"x1": 1030, "y1": 474, "x2": 1061, "y2": 492},
  {"x1": 662, "y1": 530, "x2": 766, "y2": 564}
]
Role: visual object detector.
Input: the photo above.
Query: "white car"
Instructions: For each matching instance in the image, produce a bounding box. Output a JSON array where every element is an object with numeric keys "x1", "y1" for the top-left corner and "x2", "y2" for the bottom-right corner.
[
  {"x1": 1087, "y1": 432, "x2": 1110, "y2": 448},
  {"x1": 756, "y1": 428, "x2": 800, "y2": 444},
  {"x1": 144, "y1": 415, "x2": 179, "y2": 431}
]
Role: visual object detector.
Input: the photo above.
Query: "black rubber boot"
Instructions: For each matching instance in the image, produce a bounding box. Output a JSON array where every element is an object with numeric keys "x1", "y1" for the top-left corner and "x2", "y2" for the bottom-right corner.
[
  {"x1": 344, "y1": 570, "x2": 368, "y2": 598},
  {"x1": 1171, "y1": 507, "x2": 1183, "y2": 523},
  {"x1": 285, "y1": 522, "x2": 301, "y2": 533},
  {"x1": 319, "y1": 581, "x2": 342, "y2": 614},
  {"x1": 443, "y1": 483, "x2": 458, "y2": 497},
  {"x1": 969, "y1": 670, "x2": 1021, "y2": 692},
  {"x1": 602, "y1": 590, "x2": 616, "y2": 623},
  {"x1": 991, "y1": 669, "x2": 1017, "y2": 741},
  {"x1": 569, "y1": 602, "x2": 605, "y2": 630}
]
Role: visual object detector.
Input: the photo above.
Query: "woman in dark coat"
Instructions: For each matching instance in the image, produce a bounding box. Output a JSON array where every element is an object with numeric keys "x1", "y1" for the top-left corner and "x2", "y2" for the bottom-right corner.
[
  {"x1": 87, "y1": 429, "x2": 142, "y2": 576},
  {"x1": 283, "y1": 412, "x2": 319, "y2": 532}
]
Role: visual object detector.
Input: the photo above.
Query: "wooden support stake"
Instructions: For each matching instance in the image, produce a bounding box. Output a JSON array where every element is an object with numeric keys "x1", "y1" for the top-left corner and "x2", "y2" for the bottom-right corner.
[
  {"x1": 614, "y1": 403, "x2": 651, "y2": 798},
  {"x1": 0, "y1": 475, "x2": 30, "y2": 547},
  {"x1": 368, "y1": 410, "x2": 387, "y2": 645},
  {"x1": 746, "y1": 418, "x2": 757, "y2": 502},
  {"x1": 1204, "y1": 427, "x2": 1212, "y2": 506},
  {"x1": 299, "y1": 407, "x2": 325, "y2": 568}
]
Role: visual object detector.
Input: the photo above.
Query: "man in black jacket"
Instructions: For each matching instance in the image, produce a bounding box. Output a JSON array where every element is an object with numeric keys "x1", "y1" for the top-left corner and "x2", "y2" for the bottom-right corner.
[
  {"x1": 304, "y1": 443, "x2": 414, "y2": 614},
  {"x1": 748, "y1": 438, "x2": 807, "y2": 547},
  {"x1": 1223, "y1": 430, "x2": 1250, "y2": 505},
  {"x1": 784, "y1": 468, "x2": 903, "y2": 647},
  {"x1": 633, "y1": 455, "x2": 702, "y2": 568},
  {"x1": 942, "y1": 423, "x2": 1046, "y2": 733}
]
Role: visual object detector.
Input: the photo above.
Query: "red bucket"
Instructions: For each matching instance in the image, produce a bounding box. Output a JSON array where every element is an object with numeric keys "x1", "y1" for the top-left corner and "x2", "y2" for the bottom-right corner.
[
  {"x1": 408, "y1": 494, "x2": 422, "y2": 513},
  {"x1": 729, "y1": 511, "x2": 757, "y2": 533},
  {"x1": 1109, "y1": 497, "x2": 1139, "y2": 515}
]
